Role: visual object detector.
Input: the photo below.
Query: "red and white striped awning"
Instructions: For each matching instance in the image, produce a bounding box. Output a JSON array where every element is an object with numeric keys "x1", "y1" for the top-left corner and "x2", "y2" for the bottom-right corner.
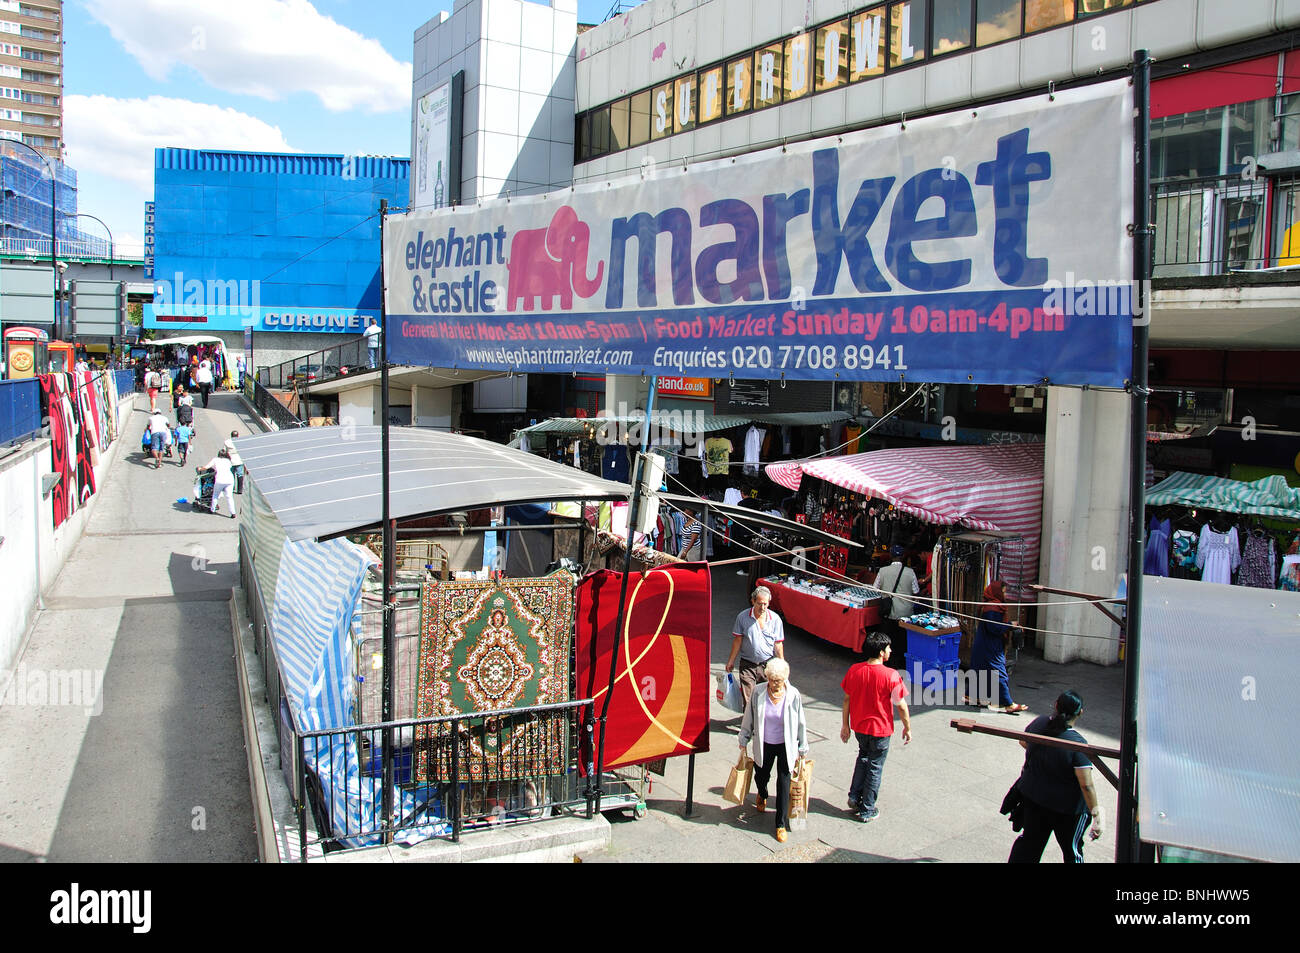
[{"x1": 765, "y1": 444, "x2": 1046, "y2": 597}]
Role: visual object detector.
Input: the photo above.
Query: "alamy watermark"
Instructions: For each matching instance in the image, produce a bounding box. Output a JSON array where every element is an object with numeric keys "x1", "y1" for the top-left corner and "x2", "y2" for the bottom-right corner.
[
  {"x1": 1, "y1": 665, "x2": 104, "y2": 715},
  {"x1": 153, "y1": 271, "x2": 261, "y2": 318}
]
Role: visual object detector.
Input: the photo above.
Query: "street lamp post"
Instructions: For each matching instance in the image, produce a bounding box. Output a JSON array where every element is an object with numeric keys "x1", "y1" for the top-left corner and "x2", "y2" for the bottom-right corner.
[{"x1": 1, "y1": 140, "x2": 58, "y2": 332}]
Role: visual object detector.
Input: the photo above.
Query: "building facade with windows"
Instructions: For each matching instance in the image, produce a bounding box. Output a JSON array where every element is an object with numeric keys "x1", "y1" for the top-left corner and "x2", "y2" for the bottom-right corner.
[
  {"x1": 411, "y1": 0, "x2": 1299, "y2": 662},
  {"x1": 0, "y1": 0, "x2": 62, "y2": 161},
  {"x1": 146, "y1": 148, "x2": 410, "y2": 371}
]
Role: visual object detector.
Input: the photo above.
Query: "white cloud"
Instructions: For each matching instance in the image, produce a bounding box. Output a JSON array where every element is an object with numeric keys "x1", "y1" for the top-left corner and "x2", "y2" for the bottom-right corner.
[
  {"x1": 64, "y1": 94, "x2": 294, "y2": 190},
  {"x1": 84, "y1": 0, "x2": 412, "y2": 112}
]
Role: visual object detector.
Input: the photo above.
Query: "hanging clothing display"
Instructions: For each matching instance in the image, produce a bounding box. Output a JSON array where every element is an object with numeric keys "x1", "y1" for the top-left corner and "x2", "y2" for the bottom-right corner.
[
  {"x1": 1279, "y1": 553, "x2": 1300, "y2": 592},
  {"x1": 704, "y1": 435, "x2": 733, "y2": 475},
  {"x1": 743, "y1": 426, "x2": 764, "y2": 474},
  {"x1": 1169, "y1": 528, "x2": 1199, "y2": 578},
  {"x1": 602, "y1": 444, "x2": 630, "y2": 483},
  {"x1": 1235, "y1": 528, "x2": 1277, "y2": 589},
  {"x1": 1143, "y1": 516, "x2": 1170, "y2": 577},
  {"x1": 1195, "y1": 524, "x2": 1240, "y2": 585}
]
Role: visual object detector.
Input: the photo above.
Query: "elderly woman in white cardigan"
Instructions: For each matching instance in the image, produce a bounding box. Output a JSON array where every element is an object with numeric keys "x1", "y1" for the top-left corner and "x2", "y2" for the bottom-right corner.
[{"x1": 737, "y1": 657, "x2": 809, "y2": 843}]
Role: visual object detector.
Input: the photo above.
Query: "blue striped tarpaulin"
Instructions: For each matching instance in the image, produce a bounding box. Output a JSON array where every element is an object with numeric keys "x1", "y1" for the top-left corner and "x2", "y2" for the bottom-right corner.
[{"x1": 270, "y1": 536, "x2": 447, "y2": 847}]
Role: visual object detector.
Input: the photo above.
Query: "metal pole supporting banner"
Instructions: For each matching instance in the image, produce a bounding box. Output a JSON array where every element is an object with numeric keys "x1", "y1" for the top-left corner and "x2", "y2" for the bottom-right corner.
[
  {"x1": 378, "y1": 198, "x2": 396, "y2": 837},
  {"x1": 1118, "y1": 49, "x2": 1152, "y2": 864},
  {"x1": 594, "y1": 379, "x2": 658, "y2": 813}
]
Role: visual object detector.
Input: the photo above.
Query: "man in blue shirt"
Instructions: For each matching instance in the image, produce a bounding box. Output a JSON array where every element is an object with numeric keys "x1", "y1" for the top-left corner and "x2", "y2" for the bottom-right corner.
[{"x1": 725, "y1": 586, "x2": 785, "y2": 711}]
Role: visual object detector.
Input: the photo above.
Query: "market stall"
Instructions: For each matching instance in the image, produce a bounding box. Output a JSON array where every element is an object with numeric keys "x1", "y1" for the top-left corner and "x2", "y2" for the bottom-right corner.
[
  {"x1": 756, "y1": 573, "x2": 883, "y2": 652},
  {"x1": 765, "y1": 443, "x2": 1045, "y2": 657},
  {"x1": 1144, "y1": 471, "x2": 1300, "y2": 590}
]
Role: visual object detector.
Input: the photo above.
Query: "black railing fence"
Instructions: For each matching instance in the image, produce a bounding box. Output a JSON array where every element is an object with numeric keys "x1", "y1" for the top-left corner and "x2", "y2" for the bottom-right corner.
[
  {"x1": 296, "y1": 700, "x2": 592, "y2": 856},
  {"x1": 248, "y1": 376, "x2": 306, "y2": 430},
  {"x1": 257, "y1": 335, "x2": 374, "y2": 391},
  {"x1": 1150, "y1": 172, "x2": 1299, "y2": 276}
]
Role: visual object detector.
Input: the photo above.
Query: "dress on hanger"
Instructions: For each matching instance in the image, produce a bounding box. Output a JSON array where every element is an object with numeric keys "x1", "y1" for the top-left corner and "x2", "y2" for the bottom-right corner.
[
  {"x1": 1195, "y1": 524, "x2": 1240, "y2": 585},
  {"x1": 1235, "y1": 528, "x2": 1276, "y2": 589},
  {"x1": 1143, "y1": 516, "x2": 1170, "y2": 577},
  {"x1": 1169, "y1": 528, "x2": 1198, "y2": 578}
]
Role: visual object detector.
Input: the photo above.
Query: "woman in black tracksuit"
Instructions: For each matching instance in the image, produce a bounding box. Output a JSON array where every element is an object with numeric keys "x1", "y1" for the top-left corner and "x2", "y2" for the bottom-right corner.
[{"x1": 1008, "y1": 691, "x2": 1103, "y2": 863}]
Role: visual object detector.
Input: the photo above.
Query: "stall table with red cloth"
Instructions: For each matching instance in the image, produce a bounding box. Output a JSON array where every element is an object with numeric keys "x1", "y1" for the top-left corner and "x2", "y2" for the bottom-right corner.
[{"x1": 758, "y1": 576, "x2": 884, "y2": 652}]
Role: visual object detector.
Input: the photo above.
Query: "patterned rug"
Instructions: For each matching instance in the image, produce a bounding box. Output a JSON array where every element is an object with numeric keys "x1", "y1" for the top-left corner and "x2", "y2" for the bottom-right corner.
[
  {"x1": 575, "y1": 564, "x2": 712, "y2": 774},
  {"x1": 414, "y1": 572, "x2": 574, "y2": 783}
]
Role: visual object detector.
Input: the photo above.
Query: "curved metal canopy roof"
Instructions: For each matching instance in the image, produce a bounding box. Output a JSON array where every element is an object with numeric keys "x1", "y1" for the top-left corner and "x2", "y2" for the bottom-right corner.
[{"x1": 233, "y1": 426, "x2": 633, "y2": 542}]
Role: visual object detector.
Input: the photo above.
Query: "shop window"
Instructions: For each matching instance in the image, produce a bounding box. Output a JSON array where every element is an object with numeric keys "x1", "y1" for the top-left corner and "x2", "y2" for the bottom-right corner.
[
  {"x1": 726, "y1": 54, "x2": 752, "y2": 115},
  {"x1": 609, "y1": 98, "x2": 630, "y2": 152},
  {"x1": 588, "y1": 105, "x2": 612, "y2": 156},
  {"x1": 889, "y1": 1, "x2": 927, "y2": 69},
  {"x1": 784, "y1": 32, "x2": 813, "y2": 101},
  {"x1": 850, "y1": 7, "x2": 887, "y2": 82},
  {"x1": 1078, "y1": 0, "x2": 1131, "y2": 15},
  {"x1": 698, "y1": 65, "x2": 724, "y2": 123},
  {"x1": 976, "y1": 0, "x2": 1022, "y2": 46},
  {"x1": 753, "y1": 42, "x2": 784, "y2": 109},
  {"x1": 1024, "y1": 0, "x2": 1073, "y2": 33},
  {"x1": 931, "y1": 0, "x2": 972, "y2": 56},
  {"x1": 815, "y1": 19, "x2": 849, "y2": 91},
  {"x1": 576, "y1": 112, "x2": 591, "y2": 161},
  {"x1": 650, "y1": 81, "x2": 673, "y2": 140},
  {"x1": 628, "y1": 90, "x2": 651, "y2": 147},
  {"x1": 674, "y1": 75, "x2": 697, "y2": 133}
]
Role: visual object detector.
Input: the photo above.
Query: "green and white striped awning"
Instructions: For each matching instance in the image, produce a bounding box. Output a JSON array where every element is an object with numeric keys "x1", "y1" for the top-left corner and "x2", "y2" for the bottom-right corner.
[
  {"x1": 514, "y1": 411, "x2": 850, "y2": 438},
  {"x1": 1146, "y1": 471, "x2": 1300, "y2": 519}
]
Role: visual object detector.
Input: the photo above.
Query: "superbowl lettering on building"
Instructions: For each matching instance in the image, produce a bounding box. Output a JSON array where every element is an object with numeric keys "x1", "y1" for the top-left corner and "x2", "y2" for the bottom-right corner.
[{"x1": 384, "y1": 81, "x2": 1134, "y2": 387}]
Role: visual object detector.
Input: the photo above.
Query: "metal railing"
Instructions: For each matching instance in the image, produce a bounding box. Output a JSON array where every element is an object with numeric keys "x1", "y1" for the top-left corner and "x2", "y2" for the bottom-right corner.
[
  {"x1": 296, "y1": 700, "x2": 592, "y2": 856},
  {"x1": 1152, "y1": 173, "x2": 1271, "y2": 277},
  {"x1": 248, "y1": 376, "x2": 305, "y2": 430},
  {"x1": 256, "y1": 335, "x2": 374, "y2": 391},
  {"x1": 0, "y1": 236, "x2": 145, "y2": 260},
  {"x1": 0, "y1": 377, "x2": 41, "y2": 446}
]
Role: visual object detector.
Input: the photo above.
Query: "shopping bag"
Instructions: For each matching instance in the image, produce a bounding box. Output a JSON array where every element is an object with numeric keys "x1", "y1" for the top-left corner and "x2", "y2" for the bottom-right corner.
[
  {"x1": 788, "y1": 757, "x2": 815, "y2": 830},
  {"x1": 723, "y1": 751, "x2": 753, "y2": 805},
  {"x1": 716, "y1": 672, "x2": 744, "y2": 713}
]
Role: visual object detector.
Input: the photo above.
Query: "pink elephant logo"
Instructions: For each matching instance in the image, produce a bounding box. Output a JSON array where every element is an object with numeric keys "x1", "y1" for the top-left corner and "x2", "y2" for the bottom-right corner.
[{"x1": 506, "y1": 205, "x2": 605, "y2": 312}]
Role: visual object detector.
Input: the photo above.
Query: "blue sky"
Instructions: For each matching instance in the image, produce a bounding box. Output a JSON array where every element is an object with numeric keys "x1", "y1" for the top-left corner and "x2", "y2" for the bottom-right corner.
[{"x1": 61, "y1": 0, "x2": 614, "y2": 251}]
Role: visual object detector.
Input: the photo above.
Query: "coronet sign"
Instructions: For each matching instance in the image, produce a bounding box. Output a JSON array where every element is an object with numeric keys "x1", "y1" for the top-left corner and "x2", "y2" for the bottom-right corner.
[
  {"x1": 384, "y1": 80, "x2": 1134, "y2": 386},
  {"x1": 143, "y1": 303, "x2": 379, "y2": 333}
]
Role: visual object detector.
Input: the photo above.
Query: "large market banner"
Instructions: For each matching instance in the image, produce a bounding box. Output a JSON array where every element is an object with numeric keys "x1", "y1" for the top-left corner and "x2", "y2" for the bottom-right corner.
[{"x1": 384, "y1": 80, "x2": 1133, "y2": 387}]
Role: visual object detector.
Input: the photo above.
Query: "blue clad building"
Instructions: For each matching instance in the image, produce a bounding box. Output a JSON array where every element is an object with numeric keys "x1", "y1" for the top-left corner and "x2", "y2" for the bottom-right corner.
[{"x1": 146, "y1": 148, "x2": 409, "y2": 367}]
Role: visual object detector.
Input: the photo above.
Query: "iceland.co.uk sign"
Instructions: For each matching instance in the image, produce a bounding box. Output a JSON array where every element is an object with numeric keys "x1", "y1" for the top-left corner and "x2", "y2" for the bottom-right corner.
[{"x1": 383, "y1": 80, "x2": 1134, "y2": 387}]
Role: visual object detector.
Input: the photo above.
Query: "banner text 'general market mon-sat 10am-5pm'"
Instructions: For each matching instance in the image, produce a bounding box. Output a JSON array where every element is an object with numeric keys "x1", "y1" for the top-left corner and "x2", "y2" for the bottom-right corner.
[{"x1": 383, "y1": 79, "x2": 1134, "y2": 388}]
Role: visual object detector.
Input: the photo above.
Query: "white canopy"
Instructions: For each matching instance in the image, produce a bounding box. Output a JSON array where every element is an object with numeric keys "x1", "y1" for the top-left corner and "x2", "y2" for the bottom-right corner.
[{"x1": 142, "y1": 335, "x2": 227, "y2": 347}]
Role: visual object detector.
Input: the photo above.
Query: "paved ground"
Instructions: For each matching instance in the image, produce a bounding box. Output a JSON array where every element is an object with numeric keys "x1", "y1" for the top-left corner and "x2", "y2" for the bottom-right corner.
[
  {"x1": 579, "y1": 566, "x2": 1123, "y2": 863},
  {"x1": 0, "y1": 390, "x2": 259, "y2": 862}
]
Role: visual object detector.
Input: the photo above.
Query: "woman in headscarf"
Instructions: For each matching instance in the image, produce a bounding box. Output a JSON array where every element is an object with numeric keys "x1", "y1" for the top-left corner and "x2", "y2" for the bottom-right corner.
[{"x1": 966, "y1": 580, "x2": 1027, "y2": 713}]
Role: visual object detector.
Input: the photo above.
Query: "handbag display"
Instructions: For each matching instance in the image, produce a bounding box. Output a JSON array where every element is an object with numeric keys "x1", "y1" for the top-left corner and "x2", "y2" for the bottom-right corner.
[
  {"x1": 723, "y1": 751, "x2": 753, "y2": 805},
  {"x1": 788, "y1": 757, "x2": 815, "y2": 830}
]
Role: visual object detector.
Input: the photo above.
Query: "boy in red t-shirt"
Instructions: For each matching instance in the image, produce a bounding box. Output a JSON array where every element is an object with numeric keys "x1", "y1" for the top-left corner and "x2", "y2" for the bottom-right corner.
[{"x1": 841, "y1": 631, "x2": 912, "y2": 822}]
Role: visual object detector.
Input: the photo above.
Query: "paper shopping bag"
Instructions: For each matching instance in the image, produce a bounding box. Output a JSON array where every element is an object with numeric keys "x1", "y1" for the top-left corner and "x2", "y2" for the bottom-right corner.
[
  {"x1": 788, "y1": 757, "x2": 815, "y2": 830},
  {"x1": 723, "y1": 751, "x2": 753, "y2": 805}
]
